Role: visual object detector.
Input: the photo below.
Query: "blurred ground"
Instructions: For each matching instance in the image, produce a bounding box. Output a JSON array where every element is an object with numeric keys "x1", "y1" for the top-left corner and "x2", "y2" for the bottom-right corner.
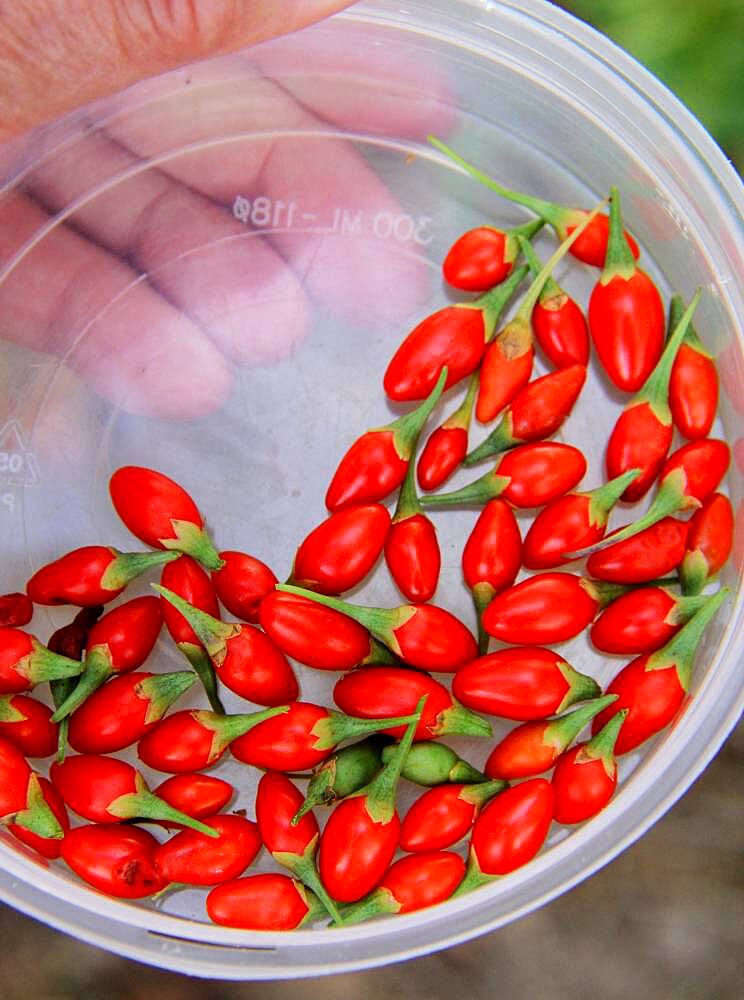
[{"x1": 1, "y1": 725, "x2": 741, "y2": 998}]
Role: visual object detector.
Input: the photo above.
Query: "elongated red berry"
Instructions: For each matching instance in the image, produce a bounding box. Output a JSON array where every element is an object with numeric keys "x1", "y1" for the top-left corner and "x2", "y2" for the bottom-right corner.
[
  {"x1": 400, "y1": 781, "x2": 505, "y2": 853},
  {"x1": 605, "y1": 291, "x2": 702, "y2": 501},
  {"x1": 467, "y1": 364, "x2": 587, "y2": 462},
  {"x1": 482, "y1": 573, "x2": 628, "y2": 645},
  {"x1": 211, "y1": 550, "x2": 278, "y2": 623},
  {"x1": 453, "y1": 647, "x2": 600, "y2": 720},
  {"x1": 679, "y1": 493, "x2": 734, "y2": 595},
  {"x1": 422, "y1": 442, "x2": 587, "y2": 510},
  {"x1": 590, "y1": 587, "x2": 710, "y2": 654},
  {"x1": 588, "y1": 187, "x2": 664, "y2": 392},
  {"x1": 668, "y1": 294, "x2": 718, "y2": 440},
  {"x1": 334, "y1": 666, "x2": 492, "y2": 741},
  {"x1": 110, "y1": 465, "x2": 223, "y2": 570},
  {"x1": 443, "y1": 219, "x2": 542, "y2": 291},
  {"x1": 160, "y1": 555, "x2": 223, "y2": 713},
  {"x1": 156, "y1": 585, "x2": 298, "y2": 706},
  {"x1": 326, "y1": 370, "x2": 447, "y2": 510},
  {"x1": 259, "y1": 590, "x2": 395, "y2": 672},
  {"x1": 522, "y1": 469, "x2": 641, "y2": 570},
  {"x1": 318, "y1": 706, "x2": 423, "y2": 902},
  {"x1": 256, "y1": 771, "x2": 342, "y2": 923},
  {"x1": 61, "y1": 824, "x2": 166, "y2": 899},
  {"x1": 50, "y1": 596, "x2": 163, "y2": 721},
  {"x1": 385, "y1": 416, "x2": 440, "y2": 603},
  {"x1": 154, "y1": 815, "x2": 262, "y2": 885},
  {"x1": 340, "y1": 851, "x2": 467, "y2": 923},
  {"x1": 585, "y1": 517, "x2": 690, "y2": 584},
  {"x1": 552, "y1": 710, "x2": 628, "y2": 824},
  {"x1": 520, "y1": 238, "x2": 589, "y2": 367},
  {"x1": 278, "y1": 584, "x2": 478, "y2": 673},
  {"x1": 207, "y1": 874, "x2": 325, "y2": 930},
  {"x1": 154, "y1": 774, "x2": 234, "y2": 820},
  {"x1": 591, "y1": 588, "x2": 730, "y2": 754},
  {"x1": 462, "y1": 498, "x2": 522, "y2": 653},
  {"x1": 230, "y1": 701, "x2": 421, "y2": 772},
  {"x1": 26, "y1": 545, "x2": 179, "y2": 607},
  {"x1": 458, "y1": 779, "x2": 554, "y2": 889},
  {"x1": 484, "y1": 696, "x2": 617, "y2": 780},
  {"x1": 67, "y1": 670, "x2": 196, "y2": 754},
  {"x1": 291, "y1": 504, "x2": 390, "y2": 596}
]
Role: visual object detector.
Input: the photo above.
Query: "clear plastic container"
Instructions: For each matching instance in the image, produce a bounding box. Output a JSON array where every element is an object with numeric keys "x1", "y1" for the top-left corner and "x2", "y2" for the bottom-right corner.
[{"x1": 0, "y1": 0, "x2": 741, "y2": 980}]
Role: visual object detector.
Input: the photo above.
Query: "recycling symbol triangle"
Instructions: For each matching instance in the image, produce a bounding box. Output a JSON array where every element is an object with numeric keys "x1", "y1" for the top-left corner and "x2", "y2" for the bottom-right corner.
[{"x1": 0, "y1": 420, "x2": 40, "y2": 487}]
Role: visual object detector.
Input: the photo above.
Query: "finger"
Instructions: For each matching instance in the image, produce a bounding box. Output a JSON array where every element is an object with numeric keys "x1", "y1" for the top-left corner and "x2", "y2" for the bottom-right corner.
[
  {"x1": 0, "y1": 191, "x2": 231, "y2": 417},
  {"x1": 0, "y1": 0, "x2": 354, "y2": 140},
  {"x1": 103, "y1": 71, "x2": 432, "y2": 324},
  {"x1": 251, "y1": 22, "x2": 455, "y2": 138},
  {"x1": 25, "y1": 130, "x2": 310, "y2": 366}
]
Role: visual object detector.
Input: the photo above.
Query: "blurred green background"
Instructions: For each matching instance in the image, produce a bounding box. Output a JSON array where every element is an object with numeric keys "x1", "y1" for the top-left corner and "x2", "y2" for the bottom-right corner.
[{"x1": 558, "y1": 0, "x2": 744, "y2": 169}]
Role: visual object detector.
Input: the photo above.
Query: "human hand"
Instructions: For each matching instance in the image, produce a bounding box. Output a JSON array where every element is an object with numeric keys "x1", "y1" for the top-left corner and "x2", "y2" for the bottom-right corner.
[{"x1": 0, "y1": 2, "x2": 450, "y2": 421}]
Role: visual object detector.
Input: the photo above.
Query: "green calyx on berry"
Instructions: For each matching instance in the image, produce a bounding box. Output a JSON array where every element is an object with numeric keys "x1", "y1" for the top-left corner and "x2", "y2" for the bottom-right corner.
[
  {"x1": 458, "y1": 778, "x2": 509, "y2": 808},
  {"x1": 380, "y1": 368, "x2": 448, "y2": 463},
  {"x1": 645, "y1": 587, "x2": 730, "y2": 690},
  {"x1": 193, "y1": 706, "x2": 290, "y2": 763},
  {"x1": 176, "y1": 641, "x2": 225, "y2": 714},
  {"x1": 585, "y1": 470, "x2": 643, "y2": 528},
  {"x1": 555, "y1": 660, "x2": 602, "y2": 712},
  {"x1": 351, "y1": 698, "x2": 425, "y2": 825},
  {"x1": 576, "y1": 709, "x2": 629, "y2": 778},
  {"x1": 564, "y1": 466, "x2": 698, "y2": 560},
  {"x1": 542, "y1": 695, "x2": 618, "y2": 755},
  {"x1": 420, "y1": 468, "x2": 511, "y2": 509},
  {"x1": 159, "y1": 519, "x2": 224, "y2": 572},
  {"x1": 458, "y1": 264, "x2": 532, "y2": 341},
  {"x1": 626, "y1": 288, "x2": 702, "y2": 423},
  {"x1": 335, "y1": 887, "x2": 401, "y2": 926},
  {"x1": 668, "y1": 294, "x2": 710, "y2": 357},
  {"x1": 3, "y1": 773, "x2": 64, "y2": 840},
  {"x1": 107, "y1": 772, "x2": 220, "y2": 837},
  {"x1": 310, "y1": 709, "x2": 420, "y2": 752},
  {"x1": 49, "y1": 645, "x2": 112, "y2": 722},
  {"x1": 600, "y1": 186, "x2": 636, "y2": 284},
  {"x1": 136, "y1": 671, "x2": 197, "y2": 725},
  {"x1": 463, "y1": 411, "x2": 516, "y2": 465},
  {"x1": 152, "y1": 585, "x2": 240, "y2": 662},
  {"x1": 99, "y1": 549, "x2": 181, "y2": 592},
  {"x1": 22, "y1": 640, "x2": 82, "y2": 688},
  {"x1": 291, "y1": 737, "x2": 387, "y2": 825},
  {"x1": 272, "y1": 834, "x2": 344, "y2": 926}
]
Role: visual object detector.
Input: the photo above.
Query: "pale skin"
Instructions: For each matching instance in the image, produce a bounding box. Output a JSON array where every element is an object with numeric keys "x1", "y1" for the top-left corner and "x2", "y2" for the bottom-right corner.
[{"x1": 0, "y1": 1, "x2": 447, "y2": 418}]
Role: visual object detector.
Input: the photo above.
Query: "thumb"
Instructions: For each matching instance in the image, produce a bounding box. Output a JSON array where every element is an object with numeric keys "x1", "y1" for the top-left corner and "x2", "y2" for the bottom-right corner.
[{"x1": 0, "y1": 0, "x2": 354, "y2": 140}]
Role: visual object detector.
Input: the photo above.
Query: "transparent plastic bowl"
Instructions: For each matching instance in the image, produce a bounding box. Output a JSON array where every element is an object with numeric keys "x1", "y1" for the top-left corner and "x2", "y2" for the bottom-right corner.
[{"x1": 0, "y1": 0, "x2": 742, "y2": 980}]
